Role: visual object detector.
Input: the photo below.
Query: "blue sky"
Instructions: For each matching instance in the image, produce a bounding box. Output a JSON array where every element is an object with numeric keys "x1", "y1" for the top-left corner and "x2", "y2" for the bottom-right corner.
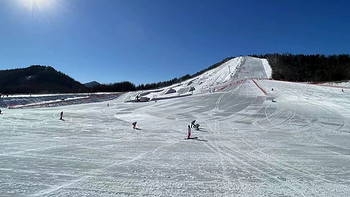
[{"x1": 0, "y1": 0, "x2": 349, "y2": 85}]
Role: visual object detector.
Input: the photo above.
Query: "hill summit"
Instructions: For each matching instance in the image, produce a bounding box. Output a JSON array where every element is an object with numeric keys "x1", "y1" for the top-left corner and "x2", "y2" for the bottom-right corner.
[{"x1": 0, "y1": 65, "x2": 86, "y2": 94}]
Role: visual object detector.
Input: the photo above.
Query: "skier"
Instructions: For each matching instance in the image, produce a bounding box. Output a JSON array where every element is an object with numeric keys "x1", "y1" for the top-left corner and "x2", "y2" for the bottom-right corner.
[
  {"x1": 132, "y1": 122, "x2": 137, "y2": 129},
  {"x1": 342, "y1": 89, "x2": 344, "y2": 92},
  {"x1": 191, "y1": 120, "x2": 196, "y2": 128},
  {"x1": 187, "y1": 125, "x2": 191, "y2": 139},
  {"x1": 0, "y1": 109, "x2": 2, "y2": 114},
  {"x1": 194, "y1": 123, "x2": 200, "y2": 130},
  {"x1": 59, "y1": 111, "x2": 63, "y2": 120}
]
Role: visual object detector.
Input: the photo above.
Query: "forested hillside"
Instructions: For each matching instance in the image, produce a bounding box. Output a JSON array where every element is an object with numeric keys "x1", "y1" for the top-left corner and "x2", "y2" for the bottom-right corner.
[
  {"x1": 255, "y1": 54, "x2": 350, "y2": 82},
  {"x1": 0, "y1": 65, "x2": 86, "y2": 94}
]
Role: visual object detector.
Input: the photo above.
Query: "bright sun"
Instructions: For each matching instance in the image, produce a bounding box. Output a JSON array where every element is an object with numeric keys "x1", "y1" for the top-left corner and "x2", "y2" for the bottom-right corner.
[{"x1": 22, "y1": 0, "x2": 55, "y2": 11}]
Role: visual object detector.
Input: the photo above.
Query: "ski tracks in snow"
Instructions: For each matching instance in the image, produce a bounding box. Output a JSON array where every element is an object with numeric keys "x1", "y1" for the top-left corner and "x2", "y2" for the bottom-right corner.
[
  {"x1": 30, "y1": 139, "x2": 179, "y2": 197},
  {"x1": 204, "y1": 122, "x2": 308, "y2": 196}
]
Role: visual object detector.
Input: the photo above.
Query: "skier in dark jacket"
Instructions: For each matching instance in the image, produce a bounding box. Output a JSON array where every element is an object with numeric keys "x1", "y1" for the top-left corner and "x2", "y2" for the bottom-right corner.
[
  {"x1": 194, "y1": 123, "x2": 200, "y2": 130},
  {"x1": 59, "y1": 111, "x2": 63, "y2": 120},
  {"x1": 132, "y1": 122, "x2": 137, "y2": 129},
  {"x1": 191, "y1": 120, "x2": 196, "y2": 128}
]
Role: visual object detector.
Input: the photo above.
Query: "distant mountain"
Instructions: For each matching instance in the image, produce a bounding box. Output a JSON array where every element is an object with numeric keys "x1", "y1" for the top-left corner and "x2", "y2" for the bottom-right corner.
[
  {"x1": 84, "y1": 81, "x2": 101, "y2": 88},
  {"x1": 0, "y1": 65, "x2": 87, "y2": 94}
]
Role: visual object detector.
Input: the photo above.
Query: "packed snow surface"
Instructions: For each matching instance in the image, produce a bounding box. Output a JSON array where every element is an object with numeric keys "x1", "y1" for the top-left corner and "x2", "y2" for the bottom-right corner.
[
  {"x1": 320, "y1": 80, "x2": 350, "y2": 88},
  {"x1": 1, "y1": 57, "x2": 350, "y2": 196},
  {"x1": 0, "y1": 93, "x2": 121, "y2": 109}
]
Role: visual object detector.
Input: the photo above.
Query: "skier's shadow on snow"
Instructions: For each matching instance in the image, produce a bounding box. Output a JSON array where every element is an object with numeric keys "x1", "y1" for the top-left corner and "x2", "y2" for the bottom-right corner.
[
  {"x1": 194, "y1": 138, "x2": 207, "y2": 142},
  {"x1": 135, "y1": 128, "x2": 142, "y2": 130},
  {"x1": 186, "y1": 137, "x2": 208, "y2": 142}
]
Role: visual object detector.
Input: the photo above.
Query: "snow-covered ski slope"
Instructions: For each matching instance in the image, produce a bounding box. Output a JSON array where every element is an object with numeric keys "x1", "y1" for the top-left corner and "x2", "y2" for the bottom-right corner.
[
  {"x1": 1, "y1": 56, "x2": 350, "y2": 196},
  {"x1": 320, "y1": 80, "x2": 350, "y2": 88},
  {"x1": 129, "y1": 56, "x2": 272, "y2": 101}
]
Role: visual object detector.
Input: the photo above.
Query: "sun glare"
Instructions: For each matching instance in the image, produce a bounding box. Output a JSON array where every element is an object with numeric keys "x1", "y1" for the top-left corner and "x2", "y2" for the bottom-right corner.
[{"x1": 22, "y1": 0, "x2": 55, "y2": 11}]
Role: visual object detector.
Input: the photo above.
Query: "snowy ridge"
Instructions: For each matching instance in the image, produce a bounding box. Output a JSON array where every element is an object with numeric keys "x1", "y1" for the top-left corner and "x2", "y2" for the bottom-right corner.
[
  {"x1": 131, "y1": 56, "x2": 272, "y2": 101},
  {"x1": 262, "y1": 58, "x2": 272, "y2": 79}
]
